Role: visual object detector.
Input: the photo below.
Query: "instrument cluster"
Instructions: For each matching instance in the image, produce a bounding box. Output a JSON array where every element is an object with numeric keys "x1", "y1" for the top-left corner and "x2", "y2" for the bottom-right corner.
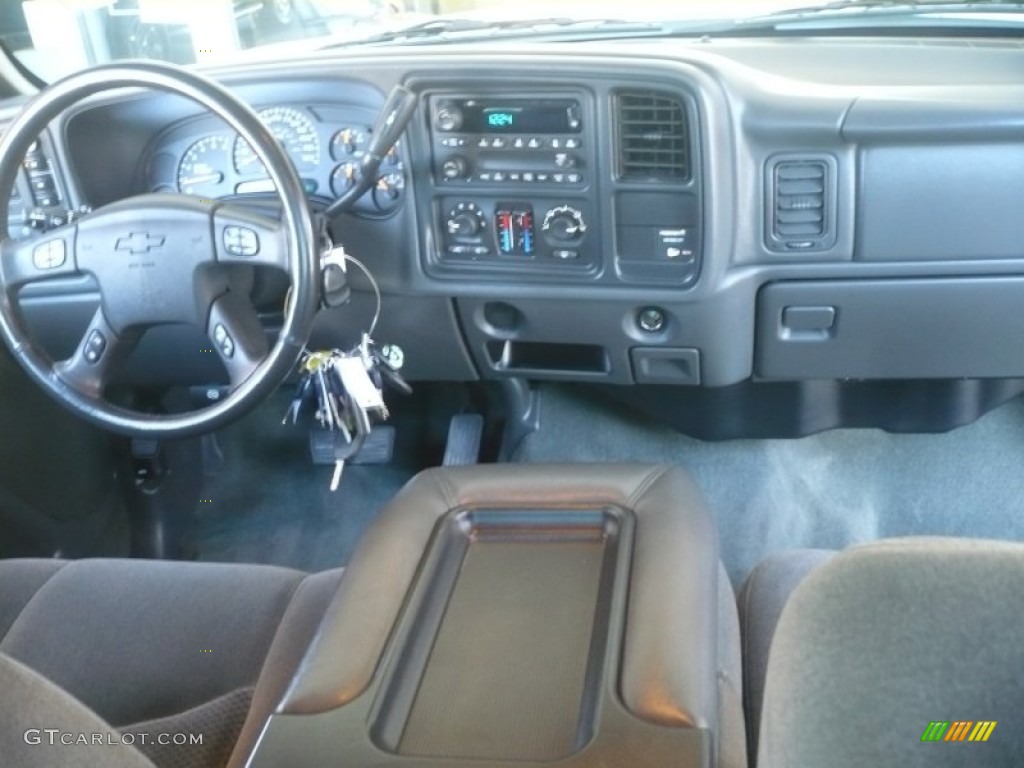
[{"x1": 146, "y1": 104, "x2": 405, "y2": 215}]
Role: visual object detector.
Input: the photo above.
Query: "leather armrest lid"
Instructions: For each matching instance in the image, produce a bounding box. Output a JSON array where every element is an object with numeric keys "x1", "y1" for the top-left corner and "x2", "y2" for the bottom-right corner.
[{"x1": 278, "y1": 464, "x2": 719, "y2": 729}]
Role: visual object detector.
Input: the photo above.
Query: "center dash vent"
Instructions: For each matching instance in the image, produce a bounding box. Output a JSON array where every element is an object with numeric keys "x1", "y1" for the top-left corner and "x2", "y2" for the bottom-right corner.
[
  {"x1": 766, "y1": 156, "x2": 837, "y2": 252},
  {"x1": 615, "y1": 91, "x2": 690, "y2": 182}
]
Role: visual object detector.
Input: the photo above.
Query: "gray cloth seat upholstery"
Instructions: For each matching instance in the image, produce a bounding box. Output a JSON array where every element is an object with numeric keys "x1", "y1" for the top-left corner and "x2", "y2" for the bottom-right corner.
[
  {"x1": 0, "y1": 558, "x2": 344, "y2": 768},
  {"x1": 754, "y1": 537, "x2": 1024, "y2": 767},
  {"x1": 738, "y1": 548, "x2": 835, "y2": 765}
]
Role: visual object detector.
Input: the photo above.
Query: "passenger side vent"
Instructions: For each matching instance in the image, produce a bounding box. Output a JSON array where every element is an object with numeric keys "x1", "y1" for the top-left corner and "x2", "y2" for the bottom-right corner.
[
  {"x1": 615, "y1": 90, "x2": 690, "y2": 182},
  {"x1": 766, "y1": 155, "x2": 837, "y2": 252}
]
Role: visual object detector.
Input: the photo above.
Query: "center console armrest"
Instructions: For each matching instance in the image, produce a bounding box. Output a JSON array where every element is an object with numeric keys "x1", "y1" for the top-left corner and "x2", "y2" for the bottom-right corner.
[{"x1": 249, "y1": 464, "x2": 721, "y2": 768}]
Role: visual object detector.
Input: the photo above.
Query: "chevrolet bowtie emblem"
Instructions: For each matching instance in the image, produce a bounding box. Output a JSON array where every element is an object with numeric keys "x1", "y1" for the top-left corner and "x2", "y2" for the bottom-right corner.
[{"x1": 115, "y1": 232, "x2": 165, "y2": 255}]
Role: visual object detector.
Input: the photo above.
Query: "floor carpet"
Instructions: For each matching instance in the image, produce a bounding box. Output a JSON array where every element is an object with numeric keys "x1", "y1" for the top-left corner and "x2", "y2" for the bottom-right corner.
[{"x1": 515, "y1": 383, "x2": 1024, "y2": 587}]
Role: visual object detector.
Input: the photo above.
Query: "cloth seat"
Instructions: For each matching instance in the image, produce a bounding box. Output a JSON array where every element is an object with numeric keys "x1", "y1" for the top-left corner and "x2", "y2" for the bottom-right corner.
[
  {"x1": 752, "y1": 537, "x2": 1024, "y2": 767},
  {"x1": 737, "y1": 548, "x2": 835, "y2": 765},
  {"x1": 0, "y1": 558, "x2": 343, "y2": 768}
]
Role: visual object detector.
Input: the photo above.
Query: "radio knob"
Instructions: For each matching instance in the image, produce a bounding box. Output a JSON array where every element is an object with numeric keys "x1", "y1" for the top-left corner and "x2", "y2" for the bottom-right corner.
[
  {"x1": 441, "y1": 156, "x2": 468, "y2": 180},
  {"x1": 542, "y1": 206, "x2": 586, "y2": 242},
  {"x1": 435, "y1": 105, "x2": 463, "y2": 132}
]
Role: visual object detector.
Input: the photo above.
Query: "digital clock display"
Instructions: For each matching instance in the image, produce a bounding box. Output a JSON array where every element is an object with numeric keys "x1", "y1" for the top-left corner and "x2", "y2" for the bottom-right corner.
[
  {"x1": 456, "y1": 99, "x2": 581, "y2": 134},
  {"x1": 487, "y1": 112, "x2": 515, "y2": 128}
]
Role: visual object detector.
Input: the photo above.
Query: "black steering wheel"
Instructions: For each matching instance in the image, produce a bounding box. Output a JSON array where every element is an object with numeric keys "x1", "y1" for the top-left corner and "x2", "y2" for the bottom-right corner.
[{"x1": 0, "y1": 62, "x2": 321, "y2": 439}]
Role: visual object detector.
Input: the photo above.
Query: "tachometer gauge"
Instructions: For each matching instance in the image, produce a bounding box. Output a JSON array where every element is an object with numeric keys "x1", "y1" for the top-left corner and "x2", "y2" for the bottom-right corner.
[
  {"x1": 233, "y1": 106, "x2": 321, "y2": 175},
  {"x1": 177, "y1": 135, "x2": 231, "y2": 196}
]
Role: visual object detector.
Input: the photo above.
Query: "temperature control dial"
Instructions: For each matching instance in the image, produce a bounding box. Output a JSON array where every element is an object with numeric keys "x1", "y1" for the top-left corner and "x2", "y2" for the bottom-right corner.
[
  {"x1": 542, "y1": 205, "x2": 586, "y2": 243},
  {"x1": 445, "y1": 202, "x2": 486, "y2": 238}
]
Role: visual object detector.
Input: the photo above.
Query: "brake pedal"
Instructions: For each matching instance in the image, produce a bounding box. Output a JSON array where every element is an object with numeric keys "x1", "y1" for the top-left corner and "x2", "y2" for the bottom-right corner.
[{"x1": 443, "y1": 413, "x2": 484, "y2": 466}]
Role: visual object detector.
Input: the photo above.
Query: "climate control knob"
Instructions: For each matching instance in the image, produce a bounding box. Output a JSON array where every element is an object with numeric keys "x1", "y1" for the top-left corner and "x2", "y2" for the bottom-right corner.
[
  {"x1": 445, "y1": 203, "x2": 486, "y2": 238},
  {"x1": 541, "y1": 205, "x2": 587, "y2": 242},
  {"x1": 448, "y1": 212, "x2": 480, "y2": 237},
  {"x1": 440, "y1": 156, "x2": 468, "y2": 180}
]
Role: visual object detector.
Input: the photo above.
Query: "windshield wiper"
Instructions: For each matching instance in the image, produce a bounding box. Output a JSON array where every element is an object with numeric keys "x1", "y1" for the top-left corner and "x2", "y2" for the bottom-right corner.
[
  {"x1": 321, "y1": 17, "x2": 665, "y2": 48},
  {"x1": 735, "y1": 0, "x2": 1024, "y2": 29},
  {"x1": 322, "y1": 2, "x2": 1024, "y2": 50}
]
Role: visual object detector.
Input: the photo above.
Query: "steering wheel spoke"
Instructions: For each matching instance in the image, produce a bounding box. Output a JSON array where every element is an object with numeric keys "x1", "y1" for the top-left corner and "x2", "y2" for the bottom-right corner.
[
  {"x1": 0, "y1": 224, "x2": 80, "y2": 290},
  {"x1": 206, "y1": 291, "x2": 270, "y2": 388},
  {"x1": 213, "y1": 204, "x2": 290, "y2": 271},
  {"x1": 54, "y1": 307, "x2": 137, "y2": 398}
]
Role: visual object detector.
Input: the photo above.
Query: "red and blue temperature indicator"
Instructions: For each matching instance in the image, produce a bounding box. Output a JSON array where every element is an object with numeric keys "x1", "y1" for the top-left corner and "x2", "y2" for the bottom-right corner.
[{"x1": 496, "y1": 207, "x2": 534, "y2": 255}]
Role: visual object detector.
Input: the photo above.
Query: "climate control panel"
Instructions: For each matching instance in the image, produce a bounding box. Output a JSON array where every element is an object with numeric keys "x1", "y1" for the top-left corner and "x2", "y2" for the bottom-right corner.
[{"x1": 438, "y1": 197, "x2": 597, "y2": 271}]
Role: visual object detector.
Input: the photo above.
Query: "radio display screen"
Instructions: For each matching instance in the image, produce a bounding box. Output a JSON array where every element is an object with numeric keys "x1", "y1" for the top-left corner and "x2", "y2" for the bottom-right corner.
[{"x1": 460, "y1": 99, "x2": 581, "y2": 134}]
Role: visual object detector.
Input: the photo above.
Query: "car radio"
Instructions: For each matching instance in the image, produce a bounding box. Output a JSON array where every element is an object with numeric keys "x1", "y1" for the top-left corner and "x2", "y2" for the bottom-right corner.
[{"x1": 428, "y1": 96, "x2": 588, "y2": 187}]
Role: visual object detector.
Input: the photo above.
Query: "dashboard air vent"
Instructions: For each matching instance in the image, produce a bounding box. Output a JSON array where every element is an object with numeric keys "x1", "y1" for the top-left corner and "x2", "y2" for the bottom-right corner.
[
  {"x1": 615, "y1": 91, "x2": 690, "y2": 181},
  {"x1": 767, "y1": 156, "x2": 837, "y2": 252}
]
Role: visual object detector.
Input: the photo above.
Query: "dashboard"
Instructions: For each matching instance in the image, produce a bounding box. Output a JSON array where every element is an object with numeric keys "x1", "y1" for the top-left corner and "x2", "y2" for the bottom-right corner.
[{"x1": 4, "y1": 36, "x2": 1024, "y2": 437}]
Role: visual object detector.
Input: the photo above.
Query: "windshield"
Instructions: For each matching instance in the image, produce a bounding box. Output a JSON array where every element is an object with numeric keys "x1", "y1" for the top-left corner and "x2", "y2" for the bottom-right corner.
[{"x1": 1, "y1": 1, "x2": 1021, "y2": 83}]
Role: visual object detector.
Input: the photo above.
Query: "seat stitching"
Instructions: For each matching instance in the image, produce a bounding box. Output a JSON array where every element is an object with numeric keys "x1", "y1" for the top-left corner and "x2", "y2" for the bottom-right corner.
[
  {"x1": 435, "y1": 470, "x2": 458, "y2": 511},
  {"x1": 626, "y1": 465, "x2": 669, "y2": 508},
  {"x1": 0, "y1": 560, "x2": 73, "y2": 647}
]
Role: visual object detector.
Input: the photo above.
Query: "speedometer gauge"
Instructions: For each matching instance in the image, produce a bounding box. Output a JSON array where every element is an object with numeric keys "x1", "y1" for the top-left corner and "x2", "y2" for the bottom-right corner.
[
  {"x1": 233, "y1": 106, "x2": 321, "y2": 175},
  {"x1": 177, "y1": 135, "x2": 231, "y2": 197}
]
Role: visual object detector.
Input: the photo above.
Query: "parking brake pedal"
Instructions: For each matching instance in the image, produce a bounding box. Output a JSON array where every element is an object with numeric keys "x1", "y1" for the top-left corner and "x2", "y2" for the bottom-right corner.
[{"x1": 443, "y1": 413, "x2": 484, "y2": 466}]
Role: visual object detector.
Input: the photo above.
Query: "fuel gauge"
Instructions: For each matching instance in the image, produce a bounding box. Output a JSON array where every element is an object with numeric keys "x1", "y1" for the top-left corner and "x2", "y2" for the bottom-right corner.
[{"x1": 373, "y1": 171, "x2": 406, "y2": 212}]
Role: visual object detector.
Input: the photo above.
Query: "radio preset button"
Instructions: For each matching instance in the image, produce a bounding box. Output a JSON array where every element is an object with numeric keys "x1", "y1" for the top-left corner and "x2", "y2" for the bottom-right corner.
[{"x1": 554, "y1": 153, "x2": 576, "y2": 169}]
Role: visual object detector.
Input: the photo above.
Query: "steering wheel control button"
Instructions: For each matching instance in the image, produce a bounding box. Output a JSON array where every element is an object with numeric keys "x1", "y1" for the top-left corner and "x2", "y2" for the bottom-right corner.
[
  {"x1": 222, "y1": 226, "x2": 259, "y2": 258},
  {"x1": 83, "y1": 330, "x2": 107, "y2": 364},
  {"x1": 213, "y1": 323, "x2": 235, "y2": 358},
  {"x1": 32, "y1": 239, "x2": 66, "y2": 270}
]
